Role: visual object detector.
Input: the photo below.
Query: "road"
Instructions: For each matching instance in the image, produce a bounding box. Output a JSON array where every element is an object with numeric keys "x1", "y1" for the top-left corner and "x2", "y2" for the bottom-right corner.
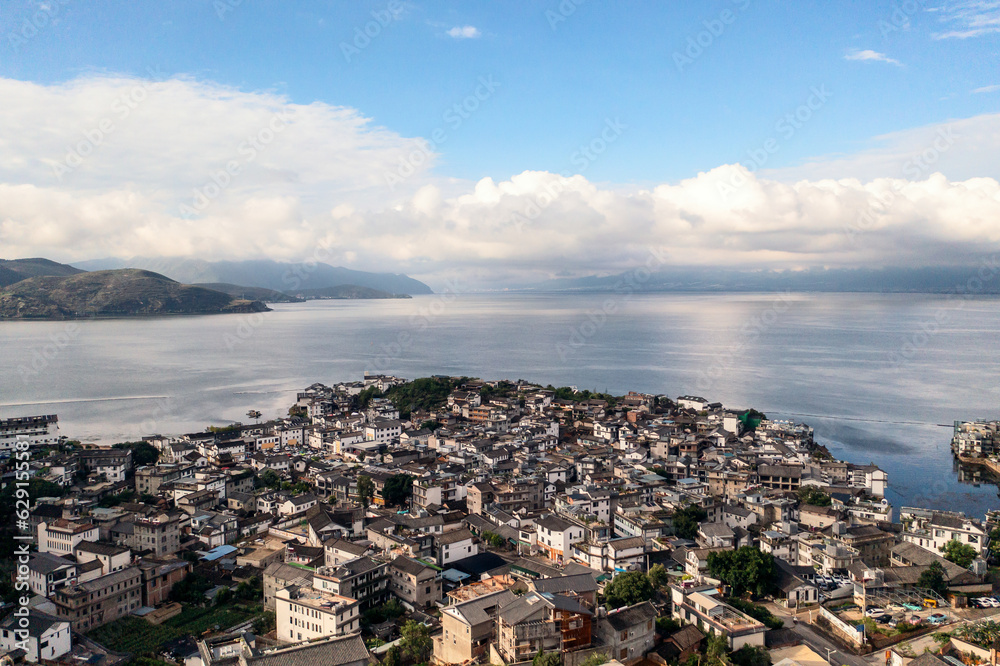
[{"x1": 785, "y1": 618, "x2": 876, "y2": 666}]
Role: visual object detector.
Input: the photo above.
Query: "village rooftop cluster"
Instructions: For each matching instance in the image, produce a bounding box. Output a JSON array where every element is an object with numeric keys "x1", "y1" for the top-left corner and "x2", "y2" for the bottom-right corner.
[{"x1": 1, "y1": 376, "x2": 999, "y2": 666}]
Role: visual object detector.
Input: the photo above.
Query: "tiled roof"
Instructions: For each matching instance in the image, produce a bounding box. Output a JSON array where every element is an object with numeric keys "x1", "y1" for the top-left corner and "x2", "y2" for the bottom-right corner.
[{"x1": 246, "y1": 633, "x2": 370, "y2": 666}]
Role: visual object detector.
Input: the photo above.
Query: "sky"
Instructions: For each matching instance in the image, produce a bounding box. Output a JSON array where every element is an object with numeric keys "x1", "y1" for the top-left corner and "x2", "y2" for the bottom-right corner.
[{"x1": 0, "y1": 0, "x2": 998, "y2": 288}]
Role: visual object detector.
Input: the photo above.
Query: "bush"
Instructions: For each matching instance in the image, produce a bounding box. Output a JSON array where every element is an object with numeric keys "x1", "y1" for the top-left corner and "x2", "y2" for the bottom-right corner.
[{"x1": 725, "y1": 598, "x2": 784, "y2": 629}]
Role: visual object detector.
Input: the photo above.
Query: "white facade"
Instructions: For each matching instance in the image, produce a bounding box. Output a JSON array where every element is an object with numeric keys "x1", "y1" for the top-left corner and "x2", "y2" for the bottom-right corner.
[
  {"x1": 0, "y1": 611, "x2": 72, "y2": 663},
  {"x1": 275, "y1": 585, "x2": 360, "y2": 643},
  {"x1": 38, "y1": 521, "x2": 99, "y2": 556},
  {"x1": 0, "y1": 415, "x2": 59, "y2": 452}
]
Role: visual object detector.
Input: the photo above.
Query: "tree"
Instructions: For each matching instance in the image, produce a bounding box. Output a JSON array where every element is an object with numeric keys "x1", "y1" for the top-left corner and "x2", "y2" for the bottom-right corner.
[
  {"x1": 731, "y1": 646, "x2": 771, "y2": 666},
  {"x1": 579, "y1": 654, "x2": 609, "y2": 666},
  {"x1": 603, "y1": 571, "x2": 655, "y2": 609},
  {"x1": 707, "y1": 547, "x2": 777, "y2": 598},
  {"x1": 383, "y1": 474, "x2": 414, "y2": 508},
  {"x1": 357, "y1": 475, "x2": 375, "y2": 508},
  {"x1": 989, "y1": 526, "x2": 1000, "y2": 562},
  {"x1": 258, "y1": 469, "x2": 281, "y2": 489},
  {"x1": 113, "y1": 440, "x2": 159, "y2": 466},
  {"x1": 253, "y1": 611, "x2": 275, "y2": 635},
  {"x1": 797, "y1": 486, "x2": 832, "y2": 507},
  {"x1": 705, "y1": 633, "x2": 731, "y2": 666},
  {"x1": 673, "y1": 504, "x2": 708, "y2": 540},
  {"x1": 400, "y1": 620, "x2": 432, "y2": 663},
  {"x1": 942, "y1": 539, "x2": 978, "y2": 568},
  {"x1": 918, "y1": 561, "x2": 948, "y2": 595},
  {"x1": 648, "y1": 563, "x2": 670, "y2": 589},
  {"x1": 533, "y1": 652, "x2": 561, "y2": 666},
  {"x1": 420, "y1": 420, "x2": 441, "y2": 432}
]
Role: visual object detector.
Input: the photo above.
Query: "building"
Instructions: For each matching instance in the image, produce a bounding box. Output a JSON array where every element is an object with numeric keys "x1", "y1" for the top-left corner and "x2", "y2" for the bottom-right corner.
[
  {"x1": 536, "y1": 514, "x2": 586, "y2": 564},
  {"x1": 0, "y1": 415, "x2": 59, "y2": 452},
  {"x1": 312, "y1": 558, "x2": 388, "y2": 611},
  {"x1": 242, "y1": 634, "x2": 370, "y2": 666},
  {"x1": 274, "y1": 581, "x2": 360, "y2": 643},
  {"x1": 263, "y1": 562, "x2": 314, "y2": 611},
  {"x1": 493, "y1": 591, "x2": 593, "y2": 664},
  {"x1": 593, "y1": 601, "x2": 657, "y2": 663},
  {"x1": 389, "y1": 555, "x2": 441, "y2": 609},
  {"x1": 437, "y1": 529, "x2": 479, "y2": 566},
  {"x1": 52, "y1": 566, "x2": 143, "y2": 632},
  {"x1": 138, "y1": 558, "x2": 193, "y2": 607},
  {"x1": 27, "y1": 552, "x2": 78, "y2": 598},
  {"x1": 901, "y1": 507, "x2": 989, "y2": 558},
  {"x1": 669, "y1": 586, "x2": 766, "y2": 650},
  {"x1": 129, "y1": 513, "x2": 183, "y2": 557},
  {"x1": 79, "y1": 448, "x2": 133, "y2": 482},
  {"x1": 38, "y1": 519, "x2": 99, "y2": 556},
  {"x1": 435, "y1": 589, "x2": 516, "y2": 665},
  {"x1": 74, "y1": 540, "x2": 131, "y2": 575},
  {"x1": 0, "y1": 610, "x2": 72, "y2": 663}
]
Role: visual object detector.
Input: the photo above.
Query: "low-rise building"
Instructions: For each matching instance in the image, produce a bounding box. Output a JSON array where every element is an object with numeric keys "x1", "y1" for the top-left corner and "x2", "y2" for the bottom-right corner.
[
  {"x1": 0, "y1": 609, "x2": 72, "y2": 663},
  {"x1": 52, "y1": 566, "x2": 143, "y2": 632},
  {"x1": 389, "y1": 555, "x2": 441, "y2": 609}
]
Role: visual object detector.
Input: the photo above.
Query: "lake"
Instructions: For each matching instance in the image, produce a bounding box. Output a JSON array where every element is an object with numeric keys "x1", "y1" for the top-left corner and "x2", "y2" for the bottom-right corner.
[{"x1": 1, "y1": 292, "x2": 998, "y2": 517}]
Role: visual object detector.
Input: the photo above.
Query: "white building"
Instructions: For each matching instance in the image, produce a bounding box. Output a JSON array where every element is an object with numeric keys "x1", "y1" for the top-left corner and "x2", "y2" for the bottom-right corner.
[
  {"x1": 0, "y1": 415, "x2": 59, "y2": 452},
  {"x1": 38, "y1": 520, "x2": 99, "y2": 556},
  {"x1": 535, "y1": 514, "x2": 586, "y2": 564},
  {"x1": 901, "y1": 507, "x2": 989, "y2": 558},
  {"x1": 0, "y1": 610, "x2": 72, "y2": 663},
  {"x1": 275, "y1": 582, "x2": 360, "y2": 643}
]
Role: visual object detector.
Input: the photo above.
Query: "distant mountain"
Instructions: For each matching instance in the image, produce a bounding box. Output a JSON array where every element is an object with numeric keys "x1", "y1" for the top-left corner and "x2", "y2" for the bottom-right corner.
[
  {"x1": 0, "y1": 269, "x2": 269, "y2": 320},
  {"x1": 291, "y1": 284, "x2": 412, "y2": 300},
  {"x1": 528, "y1": 266, "x2": 1000, "y2": 294},
  {"x1": 74, "y1": 257, "x2": 433, "y2": 295},
  {"x1": 194, "y1": 283, "x2": 305, "y2": 303},
  {"x1": 0, "y1": 258, "x2": 83, "y2": 287}
]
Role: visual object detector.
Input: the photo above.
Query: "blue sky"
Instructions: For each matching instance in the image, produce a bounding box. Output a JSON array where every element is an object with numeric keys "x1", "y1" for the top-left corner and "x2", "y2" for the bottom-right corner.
[
  {"x1": 3, "y1": 0, "x2": 997, "y2": 184},
  {"x1": 0, "y1": 1, "x2": 998, "y2": 285}
]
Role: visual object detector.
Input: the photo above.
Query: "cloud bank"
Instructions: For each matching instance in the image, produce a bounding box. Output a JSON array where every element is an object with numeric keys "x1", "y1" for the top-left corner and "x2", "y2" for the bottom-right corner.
[{"x1": 1, "y1": 74, "x2": 1000, "y2": 289}]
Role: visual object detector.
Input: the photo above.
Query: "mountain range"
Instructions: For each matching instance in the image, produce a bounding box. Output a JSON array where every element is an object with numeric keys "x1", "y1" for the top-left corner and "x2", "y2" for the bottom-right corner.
[
  {"x1": 73, "y1": 257, "x2": 433, "y2": 295},
  {"x1": 0, "y1": 268, "x2": 269, "y2": 319}
]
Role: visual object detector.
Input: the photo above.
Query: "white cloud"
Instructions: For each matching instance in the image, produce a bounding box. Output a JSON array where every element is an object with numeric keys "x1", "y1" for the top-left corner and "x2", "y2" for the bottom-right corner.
[
  {"x1": 973, "y1": 84, "x2": 1000, "y2": 94},
  {"x1": 929, "y1": 0, "x2": 1000, "y2": 39},
  {"x1": 844, "y1": 49, "x2": 902, "y2": 66},
  {"x1": 446, "y1": 25, "x2": 481, "y2": 39},
  {"x1": 2, "y1": 74, "x2": 1000, "y2": 288}
]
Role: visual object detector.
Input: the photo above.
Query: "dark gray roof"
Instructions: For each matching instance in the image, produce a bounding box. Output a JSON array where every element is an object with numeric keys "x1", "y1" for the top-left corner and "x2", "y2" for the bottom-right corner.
[
  {"x1": 390, "y1": 555, "x2": 434, "y2": 577},
  {"x1": 75, "y1": 540, "x2": 130, "y2": 557},
  {"x1": 0, "y1": 609, "x2": 66, "y2": 636},
  {"x1": 246, "y1": 634, "x2": 370, "y2": 666},
  {"x1": 28, "y1": 552, "x2": 75, "y2": 575},
  {"x1": 530, "y1": 573, "x2": 598, "y2": 594},
  {"x1": 602, "y1": 601, "x2": 657, "y2": 631}
]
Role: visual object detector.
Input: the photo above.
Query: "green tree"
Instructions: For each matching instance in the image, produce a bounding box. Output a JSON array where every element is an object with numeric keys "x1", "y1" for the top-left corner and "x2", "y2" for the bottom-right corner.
[
  {"x1": 707, "y1": 547, "x2": 777, "y2": 598},
  {"x1": 648, "y1": 563, "x2": 669, "y2": 589},
  {"x1": 918, "y1": 561, "x2": 948, "y2": 595},
  {"x1": 383, "y1": 474, "x2": 414, "y2": 508},
  {"x1": 253, "y1": 611, "x2": 276, "y2": 635},
  {"x1": 357, "y1": 475, "x2": 375, "y2": 508},
  {"x1": 797, "y1": 487, "x2": 832, "y2": 507},
  {"x1": 112, "y1": 440, "x2": 160, "y2": 466},
  {"x1": 942, "y1": 539, "x2": 978, "y2": 568},
  {"x1": 400, "y1": 620, "x2": 432, "y2": 663},
  {"x1": 705, "y1": 633, "x2": 731, "y2": 666},
  {"x1": 533, "y1": 652, "x2": 562, "y2": 666},
  {"x1": 257, "y1": 469, "x2": 281, "y2": 489},
  {"x1": 656, "y1": 616, "x2": 682, "y2": 634},
  {"x1": 579, "y1": 654, "x2": 609, "y2": 666},
  {"x1": 989, "y1": 526, "x2": 1000, "y2": 562},
  {"x1": 603, "y1": 571, "x2": 655, "y2": 609},
  {"x1": 673, "y1": 504, "x2": 708, "y2": 540},
  {"x1": 382, "y1": 646, "x2": 401, "y2": 666},
  {"x1": 420, "y1": 420, "x2": 441, "y2": 432},
  {"x1": 731, "y1": 646, "x2": 771, "y2": 666}
]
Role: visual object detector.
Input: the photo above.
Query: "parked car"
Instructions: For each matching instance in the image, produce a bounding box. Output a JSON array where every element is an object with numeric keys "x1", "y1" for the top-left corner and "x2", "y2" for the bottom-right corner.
[
  {"x1": 866, "y1": 607, "x2": 886, "y2": 618},
  {"x1": 886, "y1": 603, "x2": 905, "y2": 612},
  {"x1": 903, "y1": 603, "x2": 922, "y2": 611},
  {"x1": 927, "y1": 613, "x2": 949, "y2": 625}
]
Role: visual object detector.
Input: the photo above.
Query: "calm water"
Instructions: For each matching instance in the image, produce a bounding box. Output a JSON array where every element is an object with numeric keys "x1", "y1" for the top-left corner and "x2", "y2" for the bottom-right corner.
[{"x1": 1, "y1": 292, "x2": 998, "y2": 517}]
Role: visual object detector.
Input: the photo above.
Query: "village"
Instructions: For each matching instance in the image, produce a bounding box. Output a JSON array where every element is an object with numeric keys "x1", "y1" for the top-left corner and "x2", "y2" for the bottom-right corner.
[{"x1": 2, "y1": 376, "x2": 1000, "y2": 666}]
